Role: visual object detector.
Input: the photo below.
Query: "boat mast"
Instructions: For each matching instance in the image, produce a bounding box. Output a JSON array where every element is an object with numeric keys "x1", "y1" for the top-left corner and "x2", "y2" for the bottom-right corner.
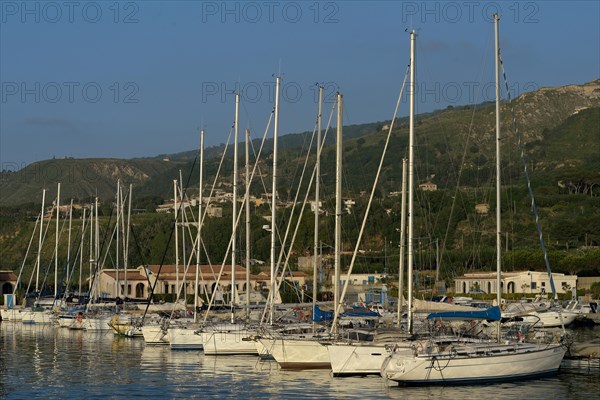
[
  {"x1": 333, "y1": 92, "x2": 342, "y2": 335},
  {"x1": 125, "y1": 184, "x2": 132, "y2": 299},
  {"x1": 245, "y1": 127, "x2": 251, "y2": 320},
  {"x1": 194, "y1": 129, "x2": 204, "y2": 322},
  {"x1": 174, "y1": 179, "x2": 179, "y2": 298},
  {"x1": 435, "y1": 238, "x2": 440, "y2": 285},
  {"x1": 407, "y1": 30, "x2": 416, "y2": 334},
  {"x1": 36, "y1": 189, "x2": 45, "y2": 293},
  {"x1": 79, "y1": 207, "x2": 86, "y2": 297},
  {"x1": 180, "y1": 170, "x2": 186, "y2": 303},
  {"x1": 397, "y1": 158, "x2": 407, "y2": 326},
  {"x1": 494, "y1": 13, "x2": 502, "y2": 342},
  {"x1": 95, "y1": 197, "x2": 99, "y2": 299},
  {"x1": 231, "y1": 91, "x2": 240, "y2": 324},
  {"x1": 88, "y1": 203, "x2": 93, "y2": 295},
  {"x1": 55, "y1": 182, "x2": 60, "y2": 299},
  {"x1": 269, "y1": 76, "x2": 281, "y2": 325},
  {"x1": 89, "y1": 201, "x2": 94, "y2": 297},
  {"x1": 313, "y1": 85, "x2": 323, "y2": 324},
  {"x1": 116, "y1": 180, "x2": 120, "y2": 298},
  {"x1": 66, "y1": 199, "x2": 73, "y2": 284}
]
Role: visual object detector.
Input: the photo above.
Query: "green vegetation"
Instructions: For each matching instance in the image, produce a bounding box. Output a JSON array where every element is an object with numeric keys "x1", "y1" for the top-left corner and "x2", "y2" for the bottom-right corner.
[{"x1": 1, "y1": 81, "x2": 599, "y2": 293}]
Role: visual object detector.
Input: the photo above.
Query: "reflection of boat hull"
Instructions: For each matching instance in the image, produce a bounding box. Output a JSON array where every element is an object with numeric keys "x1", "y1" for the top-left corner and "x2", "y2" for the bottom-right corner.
[{"x1": 381, "y1": 343, "x2": 566, "y2": 385}]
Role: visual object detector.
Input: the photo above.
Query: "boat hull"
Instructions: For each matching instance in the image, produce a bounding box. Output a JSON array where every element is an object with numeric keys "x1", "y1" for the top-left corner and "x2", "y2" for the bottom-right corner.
[
  {"x1": 328, "y1": 343, "x2": 392, "y2": 376},
  {"x1": 535, "y1": 311, "x2": 578, "y2": 327},
  {"x1": 58, "y1": 315, "x2": 76, "y2": 328},
  {"x1": 381, "y1": 343, "x2": 566, "y2": 385},
  {"x1": 21, "y1": 309, "x2": 55, "y2": 324},
  {"x1": 1, "y1": 309, "x2": 25, "y2": 321},
  {"x1": 264, "y1": 338, "x2": 331, "y2": 369},
  {"x1": 168, "y1": 327, "x2": 203, "y2": 350},
  {"x1": 141, "y1": 325, "x2": 169, "y2": 345},
  {"x1": 70, "y1": 315, "x2": 113, "y2": 331},
  {"x1": 203, "y1": 330, "x2": 258, "y2": 356}
]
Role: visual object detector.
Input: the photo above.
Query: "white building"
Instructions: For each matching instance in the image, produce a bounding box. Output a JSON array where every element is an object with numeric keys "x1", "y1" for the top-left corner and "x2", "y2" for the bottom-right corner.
[
  {"x1": 95, "y1": 265, "x2": 306, "y2": 301},
  {"x1": 96, "y1": 265, "x2": 261, "y2": 300},
  {"x1": 454, "y1": 270, "x2": 578, "y2": 295},
  {"x1": 419, "y1": 181, "x2": 437, "y2": 191},
  {"x1": 333, "y1": 273, "x2": 387, "y2": 287}
]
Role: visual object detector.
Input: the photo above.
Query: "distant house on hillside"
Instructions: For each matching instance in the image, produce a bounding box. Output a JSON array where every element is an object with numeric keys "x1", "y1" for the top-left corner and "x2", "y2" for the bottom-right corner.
[
  {"x1": 454, "y1": 271, "x2": 577, "y2": 295},
  {"x1": 419, "y1": 181, "x2": 437, "y2": 192},
  {"x1": 207, "y1": 204, "x2": 223, "y2": 218},
  {"x1": 0, "y1": 270, "x2": 18, "y2": 296},
  {"x1": 475, "y1": 203, "x2": 490, "y2": 215}
]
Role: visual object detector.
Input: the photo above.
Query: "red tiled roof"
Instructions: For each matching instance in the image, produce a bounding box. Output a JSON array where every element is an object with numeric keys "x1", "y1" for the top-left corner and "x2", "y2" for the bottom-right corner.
[{"x1": 0, "y1": 270, "x2": 18, "y2": 282}]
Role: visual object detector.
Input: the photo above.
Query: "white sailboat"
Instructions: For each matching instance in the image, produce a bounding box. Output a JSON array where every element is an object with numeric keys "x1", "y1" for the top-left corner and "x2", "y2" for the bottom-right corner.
[
  {"x1": 167, "y1": 129, "x2": 206, "y2": 350},
  {"x1": 381, "y1": 17, "x2": 566, "y2": 385},
  {"x1": 326, "y1": 48, "x2": 414, "y2": 377},
  {"x1": 22, "y1": 184, "x2": 61, "y2": 325},
  {"x1": 1, "y1": 199, "x2": 43, "y2": 322},
  {"x1": 197, "y1": 91, "x2": 259, "y2": 357},
  {"x1": 267, "y1": 91, "x2": 343, "y2": 370},
  {"x1": 72, "y1": 197, "x2": 114, "y2": 332}
]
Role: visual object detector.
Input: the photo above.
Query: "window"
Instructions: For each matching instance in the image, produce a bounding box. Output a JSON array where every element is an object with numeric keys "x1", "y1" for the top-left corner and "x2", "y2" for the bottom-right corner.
[
  {"x1": 541, "y1": 282, "x2": 546, "y2": 287},
  {"x1": 531, "y1": 282, "x2": 537, "y2": 290}
]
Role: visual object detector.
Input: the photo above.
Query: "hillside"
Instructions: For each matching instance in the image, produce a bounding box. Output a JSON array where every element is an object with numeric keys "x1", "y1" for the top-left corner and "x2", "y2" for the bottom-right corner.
[
  {"x1": 1, "y1": 80, "x2": 598, "y2": 207},
  {"x1": 0, "y1": 158, "x2": 188, "y2": 207},
  {"x1": 0, "y1": 80, "x2": 599, "y2": 286}
]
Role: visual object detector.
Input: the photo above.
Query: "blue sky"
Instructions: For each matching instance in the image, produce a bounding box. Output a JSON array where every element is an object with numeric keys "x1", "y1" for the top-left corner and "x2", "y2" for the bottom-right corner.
[{"x1": 1, "y1": 1, "x2": 598, "y2": 167}]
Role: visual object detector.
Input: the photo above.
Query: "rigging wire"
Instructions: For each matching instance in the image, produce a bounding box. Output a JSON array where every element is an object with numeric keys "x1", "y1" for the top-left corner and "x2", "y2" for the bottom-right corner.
[{"x1": 498, "y1": 53, "x2": 558, "y2": 301}]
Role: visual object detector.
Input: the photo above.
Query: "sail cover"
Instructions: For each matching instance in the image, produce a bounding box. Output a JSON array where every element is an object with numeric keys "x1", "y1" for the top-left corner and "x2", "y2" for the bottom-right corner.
[{"x1": 426, "y1": 306, "x2": 501, "y2": 321}]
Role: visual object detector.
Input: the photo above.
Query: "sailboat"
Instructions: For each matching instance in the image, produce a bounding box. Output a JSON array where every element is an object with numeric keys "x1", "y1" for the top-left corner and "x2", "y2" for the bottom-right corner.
[
  {"x1": 380, "y1": 16, "x2": 566, "y2": 385},
  {"x1": 198, "y1": 91, "x2": 258, "y2": 356},
  {"x1": 263, "y1": 91, "x2": 343, "y2": 370},
  {"x1": 1, "y1": 197, "x2": 43, "y2": 322},
  {"x1": 168, "y1": 129, "x2": 206, "y2": 350},
  {"x1": 22, "y1": 184, "x2": 62, "y2": 325},
  {"x1": 70, "y1": 197, "x2": 116, "y2": 332},
  {"x1": 327, "y1": 71, "x2": 412, "y2": 375}
]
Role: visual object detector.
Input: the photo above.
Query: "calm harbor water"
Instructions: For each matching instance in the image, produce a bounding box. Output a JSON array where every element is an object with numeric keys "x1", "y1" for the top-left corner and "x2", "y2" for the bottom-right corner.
[{"x1": 1, "y1": 323, "x2": 598, "y2": 399}]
